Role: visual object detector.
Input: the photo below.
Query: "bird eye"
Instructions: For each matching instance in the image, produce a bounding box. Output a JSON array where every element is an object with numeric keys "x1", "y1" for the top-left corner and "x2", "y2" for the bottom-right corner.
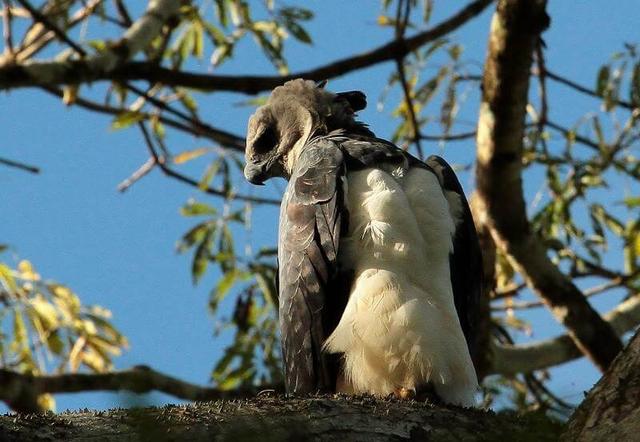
[{"x1": 253, "y1": 126, "x2": 278, "y2": 155}]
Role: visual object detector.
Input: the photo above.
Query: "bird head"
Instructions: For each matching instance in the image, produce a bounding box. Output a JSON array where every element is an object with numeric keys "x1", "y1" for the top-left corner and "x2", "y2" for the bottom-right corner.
[{"x1": 244, "y1": 79, "x2": 367, "y2": 185}]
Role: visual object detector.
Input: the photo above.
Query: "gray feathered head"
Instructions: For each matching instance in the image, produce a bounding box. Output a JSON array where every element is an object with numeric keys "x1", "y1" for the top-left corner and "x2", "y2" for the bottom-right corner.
[{"x1": 244, "y1": 79, "x2": 368, "y2": 185}]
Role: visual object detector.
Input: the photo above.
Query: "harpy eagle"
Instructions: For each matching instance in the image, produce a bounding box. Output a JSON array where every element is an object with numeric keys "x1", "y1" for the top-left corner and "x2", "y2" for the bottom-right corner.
[{"x1": 244, "y1": 79, "x2": 482, "y2": 406}]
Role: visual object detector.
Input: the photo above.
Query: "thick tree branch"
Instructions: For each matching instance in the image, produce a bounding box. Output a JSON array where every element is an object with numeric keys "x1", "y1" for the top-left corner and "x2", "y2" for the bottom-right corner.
[
  {"x1": 490, "y1": 292, "x2": 640, "y2": 375},
  {"x1": 0, "y1": 0, "x2": 494, "y2": 92},
  {"x1": 563, "y1": 329, "x2": 640, "y2": 441},
  {"x1": 0, "y1": 395, "x2": 562, "y2": 441},
  {"x1": 474, "y1": 0, "x2": 623, "y2": 372},
  {"x1": 0, "y1": 365, "x2": 274, "y2": 414},
  {"x1": 0, "y1": 0, "x2": 180, "y2": 85}
]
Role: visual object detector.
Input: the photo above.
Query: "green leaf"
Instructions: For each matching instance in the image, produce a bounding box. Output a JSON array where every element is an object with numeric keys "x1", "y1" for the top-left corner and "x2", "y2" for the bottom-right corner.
[
  {"x1": 279, "y1": 7, "x2": 313, "y2": 21},
  {"x1": 211, "y1": 43, "x2": 232, "y2": 67},
  {"x1": 211, "y1": 268, "x2": 240, "y2": 310},
  {"x1": 447, "y1": 44, "x2": 462, "y2": 61},
  {"x1": 591, "y1": 117, "x2": 606, "y2": 151},
  {"x1": 623, "y1": 196, "x2": 640, "y2": 208},
  {"x1": 192, "y1": 230, "x2": 212, "y2": 284},
  {"x1": 423, "y1": 0, "x2": 433, "y2": 22},
  {"x1": 179, "y1": 91, "x2": 198, "y2": 113},
  {"x1": 173, "y1": 147, "x2": 211, "y2": 165},
  {"x1": 422, "y1": 38, "x2": 448, "y2": 60},
  {"x1": 0, "y1": 263, "x2": 17, "y2": 293},
  {"x1": 203, "y1": 22, "x2": 226, "y2": 45},
  {"x1": 47, "y1": 331, "x2": 64, "y2": 355},
  {"x1": 214, "y1": 0, "x2": 228, "y2": 28},
  {"x1": 177, "y1": 222, "x2": 213, "y2": 253},
  {"x1": 284, "y1": 20, "x2": 312, "y2": 44},
  {"x1": 111, "y1": 111, "x2": 145, "y2": 130},
  {"x1": 192, "y1": 21, "x2": 204, "y2": 58},
  {"x1": 180, "y1": 200, "x2": 217, "y2": 217},
  {"x1": 150, "y1": 116, "x2": 165, "y2": 140},
  {"x1": 416, "y1": 66, "x2": 448, "y2": 104},
  {"x1": 596, "y1": 65, "x2": 610, "y2": 97},
  {"x1": 254, "y1": 270, "x2": 277, "y2": 309},
  {"x1": 199, "y1": 158, "x2": 222, "y2": 190},
  {"x1": 30, "y1": 295, "x2": 60, "y2": 330},
  {"x1": 631, "y1": 62, "x2": 640, "y2": 105}
]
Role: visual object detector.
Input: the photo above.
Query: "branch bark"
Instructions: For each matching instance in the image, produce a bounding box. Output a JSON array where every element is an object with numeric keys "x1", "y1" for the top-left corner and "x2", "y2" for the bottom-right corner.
[
  {"x1": 0, "y1": 365, "x2": 273, "y2": 414},
  {"x1": 0, "y1": 0, "x2": 494, "y2": 92},
  {"x1": 0, "y1": 396, "x2": 562, "y2": 441},
  {"x1": 0, "y1": 0, "x2": 180, "y2": 85},
  {"x1": 563, "y1": 329, "x2": 640, "y2": 441},
  {"x1": 474, "y1": 0, "x2": 623, "y2": 372},
  {"x1": 490, "y1": 292, "x2": 640, "y2": 375}
]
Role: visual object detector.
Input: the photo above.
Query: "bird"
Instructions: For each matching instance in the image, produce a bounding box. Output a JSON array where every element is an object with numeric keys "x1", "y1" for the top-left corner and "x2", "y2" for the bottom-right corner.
[{"x1": 244, "y1": 79, "x2": 482, "y2": 406}]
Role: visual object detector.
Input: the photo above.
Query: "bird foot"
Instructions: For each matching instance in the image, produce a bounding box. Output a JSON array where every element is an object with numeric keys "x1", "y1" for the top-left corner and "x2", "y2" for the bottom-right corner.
[{"x1": 393, "y1": 387, "x2": 416, "y2": 400}]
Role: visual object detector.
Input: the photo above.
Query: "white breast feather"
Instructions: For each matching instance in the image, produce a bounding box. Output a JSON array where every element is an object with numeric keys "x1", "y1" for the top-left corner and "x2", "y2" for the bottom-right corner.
[{"x1": 323, "y1": 167, "x2": 478, "y2": 406}]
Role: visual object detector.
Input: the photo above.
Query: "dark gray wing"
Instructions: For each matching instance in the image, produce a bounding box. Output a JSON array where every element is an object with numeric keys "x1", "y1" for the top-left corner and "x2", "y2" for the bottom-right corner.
[
  {"x1": 278, "y1": 138, "x2": 347, "y2": 394},
  {"x1": 426, "y1": 155, "x2": 483, "y2": 366}
]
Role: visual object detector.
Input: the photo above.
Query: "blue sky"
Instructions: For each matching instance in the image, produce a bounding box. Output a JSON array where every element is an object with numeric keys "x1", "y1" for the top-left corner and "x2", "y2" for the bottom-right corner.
[{"x1": 1, "y1": 1, "x2": 637, "y2": 411}]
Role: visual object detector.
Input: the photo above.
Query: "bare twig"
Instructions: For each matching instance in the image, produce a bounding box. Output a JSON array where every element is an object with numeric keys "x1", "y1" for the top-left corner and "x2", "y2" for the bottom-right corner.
[
  {"x1": 0, "y1": 155, "x2": 40, "y2": 173},
  {"x1": 9, "y1": 0, "x2": 103, "y2": 63},
  {"x1": 534, "y1": 41, "x2": 548, "y2": 127},
  {"x1": 491, "y1": 282, "x2": 527, "y2": 300},
  {"x1": 14, "y1": 0, "x2": 87, "y2": 56},
  {"x1": 117, "y1": 157, "x2": 156, "y2": 192},
  {"x1": 491, "y1": 276, "x2": 630, "y2": 311},
  {"x1": 396, "y1": 59, "x2": 424, "y2": 158},
  {"x1": 113, "y1": 0, "x2": 132, "y2": 27},
  {"x1": 0, "y1": 365, "x2": 280, "y2": 413},
  {"x1": 394, "y1": 0, "x2": 424, "y2": 158},
  {"x1": 543, "y1": 68, "x2": 637, "y2": 111},
  {"x1": 420, "y1": 130, "x2": 477, "y2": 141},
  {"x1": 138, "y1": 122, "x2": 280, "y2": 205},
  {"x1": 2, "y1": 0, "x2": 14, "y2": 56},
  {"x1": 491, "y1": 292, "x2": 640, "y2": 375},
  {"x1": 41, "y1": 86, "x2": 246, "y2": 151},
  {"x1": 125, "y1": 83, "x2": 245, "y2": 151}
]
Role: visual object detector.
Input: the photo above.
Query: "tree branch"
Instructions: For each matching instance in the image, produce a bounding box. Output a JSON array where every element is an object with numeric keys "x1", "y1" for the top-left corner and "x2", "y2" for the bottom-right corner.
[
  {"x1": 0, "y1": 155, "x2": 39, "y2": 173},
  {"x1": 474, "y1": 0, "x2": 623, "y2": 372},
  {"x1": 5, "y1": 0, "x2": 104, "y2": 63},
  {"x1": 0, "y1": 365, "x2": 276, "y2": 413},
  {"x1": 0, "y1": 0, "x2": 494, "y2": 92},
  {"x1": 2, "y1": 0, "x2": 15, "y2": 57},
  {"x1": 420, "y1": 130, "x2": 478, "y2": 141},
  {"x1": 138, "y1": 122, "x2": 280, "y2": 205},
  {"x1": 14, "y1": 0, "x2": 87, "y2": 56},
  {"x1": 490, "y1": 292, "x2": 640, "y2": 375},
  {"x1": 543, "y1": 67, "x2": 637, "y2": 111},
  {"x1": 563, "y1": 329, "x2": 640, "y2": 440},
  {"x1": 0, "y1": 395, "x2": 562, "y2": 441},
  {"x1": 0, "y1": 0, "x2": 180, "y2": 85},
  {"x1": 41, "y1": 86, "x2": 245, "y2": 151}
]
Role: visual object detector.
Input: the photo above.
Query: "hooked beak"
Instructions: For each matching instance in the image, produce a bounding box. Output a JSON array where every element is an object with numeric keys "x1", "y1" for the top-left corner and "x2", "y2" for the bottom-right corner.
[{"x1": 244, "y1": 161, "x2": 268, "y2": 185}]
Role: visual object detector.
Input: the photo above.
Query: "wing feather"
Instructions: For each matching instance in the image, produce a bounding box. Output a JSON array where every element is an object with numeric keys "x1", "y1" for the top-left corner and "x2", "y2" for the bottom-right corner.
[
  {"x1": 278, "y1": 139, "x2": 346, "y2": 393},
  {"x1": 426, "y1": 155, "x2": 483, "y2": 367}
]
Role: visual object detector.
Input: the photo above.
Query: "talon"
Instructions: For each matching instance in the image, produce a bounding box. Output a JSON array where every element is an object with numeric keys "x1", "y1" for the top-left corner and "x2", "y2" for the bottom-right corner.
[{"x1": 394, "y1": 387, "x2": 416, "y2": 400}]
